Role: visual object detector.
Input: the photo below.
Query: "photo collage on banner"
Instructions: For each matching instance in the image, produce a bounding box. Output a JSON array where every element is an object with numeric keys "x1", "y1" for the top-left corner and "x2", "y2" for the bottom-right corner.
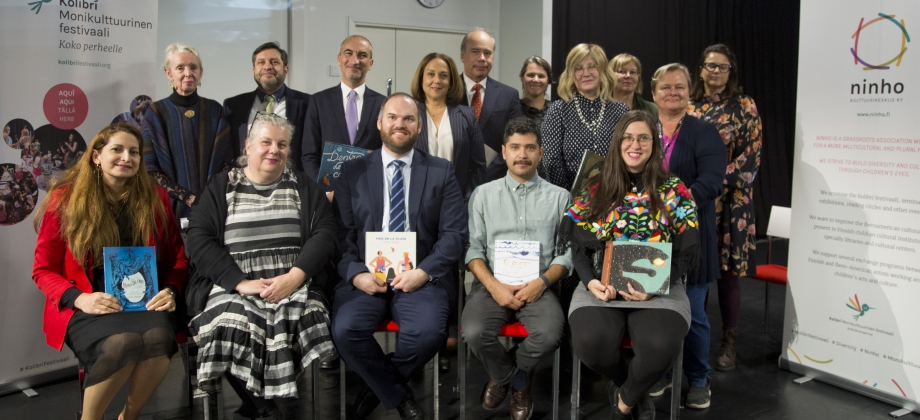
[
  {"x1": 0, "y1": 0, "x2": 157, "y2": 393},
  {"x1": 785, "y1": 0, "x2": 919, "y2": 410}
]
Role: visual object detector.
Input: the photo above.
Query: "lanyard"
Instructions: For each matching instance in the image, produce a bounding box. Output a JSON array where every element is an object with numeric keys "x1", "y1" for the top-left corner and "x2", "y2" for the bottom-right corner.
[{"x1": 657, "y1": 116, "x2": 684, "y2": 159}]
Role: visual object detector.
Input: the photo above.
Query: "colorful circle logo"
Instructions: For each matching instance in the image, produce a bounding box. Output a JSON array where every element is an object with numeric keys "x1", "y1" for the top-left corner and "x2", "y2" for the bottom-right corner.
[{"x1": 850, "y1": 13, "x2": 911, "y2": 70}]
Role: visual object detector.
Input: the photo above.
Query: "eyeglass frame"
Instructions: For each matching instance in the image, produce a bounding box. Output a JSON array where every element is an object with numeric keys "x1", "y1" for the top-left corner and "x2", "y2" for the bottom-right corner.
[
  {"x1": 615, "y1": 69, "x2": 639, "y2": 77},
  {"x1": 620, "y1": 134, "x2": 653, "y2": 146},
  {"x1": 574, "y1": 63, "x2": 599, "y2": 75},
  {"x1": 247, "y1": 111, "x2": 273, "y2": 139},
  {"x1": 702, "y1": 62, "x2": 732, "y2": 73}
]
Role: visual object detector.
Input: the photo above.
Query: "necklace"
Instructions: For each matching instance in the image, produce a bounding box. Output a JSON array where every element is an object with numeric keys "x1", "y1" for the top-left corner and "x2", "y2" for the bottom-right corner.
[{"x1": 573, "y1": 94, "x2": 606, "y2": 133}]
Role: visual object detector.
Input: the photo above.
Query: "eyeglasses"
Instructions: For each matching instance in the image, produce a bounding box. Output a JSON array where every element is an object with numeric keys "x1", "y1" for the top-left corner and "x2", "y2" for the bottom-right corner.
[
  {"x1": 248, "y1": 111, "x2": 272, "y2": 138},
  {"x1": 574, "y1": 63, "x2": 598, "y2": 75},
  {"x1": 616, "y1": 70, "x2": 639, "y2": 77},
  {"x1": 703, "y1": 62, "x2": 731, "y2": 73},
  {"x1": 621, "y1": 135, "x2": 652, "y2": 146}
]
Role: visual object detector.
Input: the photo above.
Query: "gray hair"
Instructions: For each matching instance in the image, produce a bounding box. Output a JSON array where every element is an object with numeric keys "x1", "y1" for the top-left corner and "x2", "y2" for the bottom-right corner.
[
  {"x1": 163, "y1": 43, "x2": 201, "y2": 71},
  {"x1": 237, "y1": 113, "x2": 295, "y2": 168}
]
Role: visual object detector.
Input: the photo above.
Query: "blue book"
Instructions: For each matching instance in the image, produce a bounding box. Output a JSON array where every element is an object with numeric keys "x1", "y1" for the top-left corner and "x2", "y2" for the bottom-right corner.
[
  {"x1": 317, "y1": 142, "x2": 371, "y2": 192},
  {"x1": 103, "y1": 246, "x2": 159, "y2": 311}
]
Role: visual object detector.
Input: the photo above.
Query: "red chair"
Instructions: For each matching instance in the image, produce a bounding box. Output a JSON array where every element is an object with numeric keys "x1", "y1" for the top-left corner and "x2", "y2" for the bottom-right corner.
[
  {"x1": 339, "y1": 319, "x2": 440, "y2": 420},
  {"x1": 571, "y1": 334, "x2": 683, "y2": 420},
  {"x1": 457, "y1": 321, "x2": 561, "y2": 420},
  {"x1": 748, "y1": 206, "x2": 791, "y2": 333}
]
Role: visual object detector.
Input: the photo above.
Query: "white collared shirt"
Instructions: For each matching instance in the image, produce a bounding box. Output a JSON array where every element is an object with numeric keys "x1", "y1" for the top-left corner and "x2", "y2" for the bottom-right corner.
[
  {"x1": 381, "y1": 148, "x2": 413, "y2": 232},
  {"x1": 427, "y1": 112, "x2": 454, "y2": 161},
  {"x1": 340, "y1": 82, "x2": 367, "y2": 124},
  {"x1": 246, "y1": 91, "x2": 287, "y2": 136},
  {"x1": 463, "y1": 74, "x2": 487, "y2": 107}
]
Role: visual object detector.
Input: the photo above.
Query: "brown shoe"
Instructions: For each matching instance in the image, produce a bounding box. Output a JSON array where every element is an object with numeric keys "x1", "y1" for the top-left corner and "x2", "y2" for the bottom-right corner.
[
  {"x1": 715, "y1": 328, "x2": 737, "y2": 371},
  {"x1": 509, "y1": 375, "x2": 534, "y2": 420},
  {"x1": 480, "y1": 378, "x2": 508, "y2": 410}
]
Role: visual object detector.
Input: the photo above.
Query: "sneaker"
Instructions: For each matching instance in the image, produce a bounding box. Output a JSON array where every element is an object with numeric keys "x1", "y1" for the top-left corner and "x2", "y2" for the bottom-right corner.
[
  {"x1": 685, "y1": 383, "x2": 711, "y2": 409},
  {"x1": 648, "y1": 376, "x2": 672, "y2": 397}
]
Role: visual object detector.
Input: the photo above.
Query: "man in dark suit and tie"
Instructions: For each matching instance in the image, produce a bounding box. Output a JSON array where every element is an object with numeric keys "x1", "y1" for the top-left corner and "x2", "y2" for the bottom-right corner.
[
  {"x1": 223, "y1": 42, "x2": 311, "y2": 170},
  {"x1": 460, "y1": 30, "x2": 523, "y2": 182},
  {"x1": 301, "y1": 35, "x2": 386, "y2": 186},
  {"x1": 331, "y1": 93, "x2": 467, "y2": 420}
]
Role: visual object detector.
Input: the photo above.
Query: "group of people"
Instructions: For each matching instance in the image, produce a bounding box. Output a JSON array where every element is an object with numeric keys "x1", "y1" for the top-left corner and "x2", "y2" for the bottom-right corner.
[
  {"x1": 30, "y1": 28, "x2": 762, "y2": 420},
  {"x1": 0, "y1": 164, "x2": 39, "y2": 225}
]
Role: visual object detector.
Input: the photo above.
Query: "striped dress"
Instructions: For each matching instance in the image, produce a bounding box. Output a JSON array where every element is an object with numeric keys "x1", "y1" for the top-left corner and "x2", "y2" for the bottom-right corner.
[{"x1": 190, "y1": 168, "x2": 335, "y2": 398}]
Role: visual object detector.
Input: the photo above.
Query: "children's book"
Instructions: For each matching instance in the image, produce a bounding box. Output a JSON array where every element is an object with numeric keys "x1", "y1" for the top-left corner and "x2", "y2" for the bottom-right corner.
[
  {"x1": 317, "y1": 142, "x2": 371, "y2": 192},
  {"x1": 601, "y1": 241, "x2": 672, "y2": 295},
  {"x1": 492, "y1": 240, "x2": 541, "y2": 286},
  {"x1": 103, "y1": 246, "x2": 159, "y2": 311},
  {"x1": 365, "y1": 232, "x2": 417, "y2": 284},
  {"x1": 570, "y1": 150, "x2": 604, "y2": 196}
]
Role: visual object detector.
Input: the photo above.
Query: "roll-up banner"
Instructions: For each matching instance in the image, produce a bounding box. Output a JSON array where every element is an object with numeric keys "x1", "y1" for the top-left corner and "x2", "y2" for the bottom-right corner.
[
  {"x1": 0, "y1": 0, "x2": 157, "y2": 394},
  {"x1": 783, "y1": 0, "x2": 920, "y2": 413}
]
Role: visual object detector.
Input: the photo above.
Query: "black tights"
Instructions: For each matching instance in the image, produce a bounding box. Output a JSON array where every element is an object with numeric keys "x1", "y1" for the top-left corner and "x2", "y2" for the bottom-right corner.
[
  {"x1": 224, "y1": 373, "x2": 306, "y2": 420},
  {"x1": 570, "y1": 306, "x2": 687, "y2": 407}
]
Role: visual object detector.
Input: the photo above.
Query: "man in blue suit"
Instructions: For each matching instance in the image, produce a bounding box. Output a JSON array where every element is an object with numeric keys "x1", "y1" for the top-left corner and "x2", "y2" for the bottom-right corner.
[
  {"x1": 332, "y1": 93, "x2": 467, "y2": 420},
  {"x1": 459, "y1": 30, "x2": 523, "y2": 182},
  {"x1": 301, "y1": 35, "x2": 386, "y2": 184},
  {"x1": 223, "y1": 42, "x2": 310, "y2": 170}
]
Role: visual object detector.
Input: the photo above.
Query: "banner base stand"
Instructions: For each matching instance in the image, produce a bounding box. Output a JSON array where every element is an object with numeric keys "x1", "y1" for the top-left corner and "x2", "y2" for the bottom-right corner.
[
  {"x1": 0, "y1": 366, "x2": 74, "y2": 397},
  {"x1": 793, "y1": 376, "x2": 814, "y2": 385},
  {"x1": 21, "y1": 388, "x2": 39, "y2": 398},
  {"x1": 780, "y1": 358, "x2": 919, "y2": 415},
  {"x1": 890, "y1": 408, "x2": 912, "y2": 418}
]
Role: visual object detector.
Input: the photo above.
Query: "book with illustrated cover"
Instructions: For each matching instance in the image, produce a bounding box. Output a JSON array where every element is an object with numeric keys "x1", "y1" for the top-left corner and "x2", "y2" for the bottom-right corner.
[
  {"x1": 570, "y1": 149, "x2": 605, "y2": 196},
  {"x1": 103, "y1": 246, "x2": 159, "y2": 311},
  {"x1": 492, "y1": 240, "x2": 541, "y2": 286},
  {"x1": 317, "y1": 142, "x2": 371, "y2": 192},
  {"x1": 365, "y1": 232, "x2": 417, "y2": 284},
  {"x1": 601, "y1": 241, "x2": 672, "y2": 295}
]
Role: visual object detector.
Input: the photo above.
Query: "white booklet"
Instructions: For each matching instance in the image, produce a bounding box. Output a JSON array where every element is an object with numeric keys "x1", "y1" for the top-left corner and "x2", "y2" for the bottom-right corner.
[
  {"x1": 365, "y1": 232, "x2": 417, "y2": 284},
  {"x1": 492, "y1": 240, "x2": 541, "y2": 285}
]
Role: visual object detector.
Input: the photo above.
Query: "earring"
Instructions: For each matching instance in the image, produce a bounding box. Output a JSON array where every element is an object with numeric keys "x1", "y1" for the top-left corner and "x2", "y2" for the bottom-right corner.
[
  {"x1": 169, "y1": 81, "x2": 174, "y2": 89},
  {"x1": 197, "y1": 81, "x2": 202, "y2": 87},
  {"x1": 95, "y1": 163, "x2": 101, "y2": 184}
]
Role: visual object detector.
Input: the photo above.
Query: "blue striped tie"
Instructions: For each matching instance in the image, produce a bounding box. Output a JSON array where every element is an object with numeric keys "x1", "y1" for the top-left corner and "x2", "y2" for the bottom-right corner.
[{"x1": 388, "y1": 160, "x2": 406, "y2": 232}]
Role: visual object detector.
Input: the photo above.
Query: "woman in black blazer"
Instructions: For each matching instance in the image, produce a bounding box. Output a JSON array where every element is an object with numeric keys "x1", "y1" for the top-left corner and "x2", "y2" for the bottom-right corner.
[{"x1": 411, "y1": 52, "x2": 486, "y2": 199}]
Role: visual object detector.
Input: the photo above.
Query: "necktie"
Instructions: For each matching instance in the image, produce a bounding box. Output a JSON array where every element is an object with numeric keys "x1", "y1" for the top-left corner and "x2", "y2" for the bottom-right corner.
[
  {"x1": 346, "y1": 90, "x2": 358, "y2": 145},
  {"x1": 265, "y1": 94, "x2": 275, "y2": 114},
  {"x1": 470, "y1": 84, "x2": 482, "y2": 121},
  {"x1": 388, "y1": 161, "x2": 406, "y2": 232}
]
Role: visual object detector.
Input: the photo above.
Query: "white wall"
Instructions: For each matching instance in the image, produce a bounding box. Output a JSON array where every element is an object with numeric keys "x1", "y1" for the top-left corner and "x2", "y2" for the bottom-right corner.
[{"x1": 497, "y1": 0, "x2": 545, "y2": 96}]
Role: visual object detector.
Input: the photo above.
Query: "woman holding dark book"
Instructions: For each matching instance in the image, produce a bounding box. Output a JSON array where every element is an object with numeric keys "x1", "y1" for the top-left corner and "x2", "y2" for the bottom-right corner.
[
  {"x1": 560, "y1": 110, "x2": 700, "y2": 420},
  {"x1": 185, "y1": 113, "x2": 337, "y2": 420},
  {"x1": 32, "y1": 123, "x2": 188, "y2": 420}
]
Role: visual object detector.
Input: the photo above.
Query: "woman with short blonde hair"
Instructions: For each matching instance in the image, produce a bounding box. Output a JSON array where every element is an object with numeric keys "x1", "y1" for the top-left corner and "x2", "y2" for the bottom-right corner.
[{"x1": 609, "y1": 53, "x2": 658, "y2": 118}]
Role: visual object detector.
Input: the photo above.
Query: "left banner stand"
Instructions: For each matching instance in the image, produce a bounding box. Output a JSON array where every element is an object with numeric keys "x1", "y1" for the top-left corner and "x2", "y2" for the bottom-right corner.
[{"x1": 0, "y1": 0, "x2": 157, "y2": 395}]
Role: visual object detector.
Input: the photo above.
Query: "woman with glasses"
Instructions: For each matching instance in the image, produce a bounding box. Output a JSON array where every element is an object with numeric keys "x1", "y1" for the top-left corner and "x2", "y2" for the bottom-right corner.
[
  {"x1": 562, "y1": 110, "x2": 700, "y2": 420},
  {"x1": 647, "y1": 63, "x2": 726, "y2": 410},
  {"x1": 610, "y1": 54, "x2": 658, "y2": 118},
  {"x1": 185, "y1": 113, "x2": 337, "y2": 420},
  {"x1": 141, "y1": 43, "x2": 232, "y2": 220},
  {"x1": 542, "y1": 44, "x2": 629, "y2": 191},
  {"x1": 687, "y1": 44, "x2": 763, "y2": 372}
]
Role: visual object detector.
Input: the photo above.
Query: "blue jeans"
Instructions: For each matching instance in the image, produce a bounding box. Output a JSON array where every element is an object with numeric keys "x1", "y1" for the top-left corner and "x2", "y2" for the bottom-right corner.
[{"x1": 682, "y1": 283, "x2": 712, "y2": 388}]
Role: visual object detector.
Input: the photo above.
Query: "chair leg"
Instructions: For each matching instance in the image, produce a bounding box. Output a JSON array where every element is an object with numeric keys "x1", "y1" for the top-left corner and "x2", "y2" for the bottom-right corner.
[
  {"x1": 570, "y1": 346, "x2": 580, "y2": 420},
  {"x1": 670, "y1": 345, "x2": 683, "y2": 420},
  {"x1": 764, "y1": 282, "x2": 770, "y2": 334},
  {"x1": 433, "y1": 350, "x2": 439, "y2": 420},
  {"x1": 312, "y1": 362, "x2": 320, "y2": 420},
  {"x1": 459, "y1": 336, "x2": 466, "y2": 420},
  {"x1": 340, "y1": 359, "x2": 347, "y2": 420},
  {"x1": 552, "y1": 347, "x2": 560, "y2": 420}
]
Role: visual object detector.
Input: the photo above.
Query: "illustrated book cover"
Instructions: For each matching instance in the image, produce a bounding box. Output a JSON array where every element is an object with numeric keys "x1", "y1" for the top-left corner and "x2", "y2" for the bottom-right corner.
[
  {"x1": 570, "y1": 149, "x2": 605, "y2": 196},
  {"x1": 103, "y1": 246, "x2": 159, "y2": 311},
  {"x1": 601, "y1": 241, "x2": 672, "y2": 295},
  {"x1": 317, "y1": 142, "x2": 371, "y2": 192},
  {"x1": 365, "y1": 232, "x2": 417, "y2": 284},
  {"x1": 492, "y1": 240, "x2": 541, "y2": 286}
]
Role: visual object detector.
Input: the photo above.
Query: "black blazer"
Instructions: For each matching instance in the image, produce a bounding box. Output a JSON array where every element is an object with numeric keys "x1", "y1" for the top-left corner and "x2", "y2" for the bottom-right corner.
[
  {"x1": 666, "y1": 115, "x2": 727, "y2": 286},
  {"x1": 222, "y1": 86, "x2": 311, "y2": 171},
  {"x1": 333, "y1": 149, "x2": 468, "y2": 304},
  {"x1": 414, "y1": 103, "x2": 486, "y2": 199},
  {"x1": 461, "y1": 76, "x2": 523, "y2": 181},
  {"x1": 300, "y1": 85, "x2": 385, "y2": 181}
]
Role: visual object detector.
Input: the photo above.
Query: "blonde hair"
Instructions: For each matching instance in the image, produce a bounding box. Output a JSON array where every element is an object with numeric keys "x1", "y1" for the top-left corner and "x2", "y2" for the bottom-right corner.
[
  {"x1": 34, "y1": 123, "x2": 166, "y2": 267},
  {"x1": 410, "y1": 53, "x2": 465, "y2": 106},
  {"x1": 162, "y1": 42, "x2": 201, "y2": 71},
  {"x1": 650, "y1": 63, "x2": 691, "y2": 93},
  {"x1": 557, "y1": 44, "x2": 616, "y2": 102},
  {"x1": 609, "y1": 53, "x2": 644, "y2": 95}
]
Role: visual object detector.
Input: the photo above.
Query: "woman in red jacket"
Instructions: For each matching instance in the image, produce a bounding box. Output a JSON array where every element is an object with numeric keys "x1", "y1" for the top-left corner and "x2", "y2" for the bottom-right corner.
[{"x1": 32, "y1": 123, "x2": 188, "y2": 420}]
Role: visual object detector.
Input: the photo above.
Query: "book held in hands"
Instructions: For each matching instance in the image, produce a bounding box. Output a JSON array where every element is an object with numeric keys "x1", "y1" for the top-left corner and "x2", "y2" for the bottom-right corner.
[
  {"x1": 601, "y1": 241, "x2": 672, "y2": 295},
  {"x1": 570, "y1": 149, "x2": 605, "y2": 196},
  {"x1": 365, "y1": 232, "x2": 417, "y2": 284},
  {"x1": 103, "y1": 246, "x2": 159, "y2": 311},
  {"x1": 493, "y1": 240, "x2": 541, "y2": 286},
  {"x1": 317, "y1": 142, "x2": 371, "y2": 192}
]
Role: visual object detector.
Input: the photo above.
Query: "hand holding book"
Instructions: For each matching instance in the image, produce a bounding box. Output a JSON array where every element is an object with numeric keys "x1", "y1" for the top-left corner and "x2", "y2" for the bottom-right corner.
[
  {"x1": 146, "y1": 288, "x2": 177, "y2": 312},
  {"x1": 74, "y1": 292, "x2": 122, "y2": 314}
]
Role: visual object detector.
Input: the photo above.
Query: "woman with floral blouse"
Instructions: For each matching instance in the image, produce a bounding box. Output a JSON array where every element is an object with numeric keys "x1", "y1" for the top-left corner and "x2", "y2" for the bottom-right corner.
[
  {"x1": 561, "y1": 110, "x2": 699, "y2": 420},
  {"x1": 688, "y1": 44, "x2": 763, "y2": 372}
]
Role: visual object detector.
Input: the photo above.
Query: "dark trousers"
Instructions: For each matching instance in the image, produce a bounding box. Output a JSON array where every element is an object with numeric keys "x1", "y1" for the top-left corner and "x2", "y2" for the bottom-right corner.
[
  {"x1": 461, "y1": 282, "x2": 563, "y2": 384},
  {"x1": 331, "y1": 282, "x2": 449, "y2": 409},
  {"x1": 570, "y1": 306, "x2": 687, "y2": 407}
]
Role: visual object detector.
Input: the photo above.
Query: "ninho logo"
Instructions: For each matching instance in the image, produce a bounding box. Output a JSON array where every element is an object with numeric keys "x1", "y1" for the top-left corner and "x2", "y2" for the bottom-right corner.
[{"x1": 850, "y1": 13, "x2": 911, "y2": 71}]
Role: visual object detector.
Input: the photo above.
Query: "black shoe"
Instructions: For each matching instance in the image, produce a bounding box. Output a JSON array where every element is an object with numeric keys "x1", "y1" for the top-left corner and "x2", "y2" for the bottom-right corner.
[
  {"x1": 354, "y1": 384, "x2": 380, "y2": 419},
  {"x1": 438, "y1": 353, "x2": 450, "y2": 372},
  {"x1": 396, "y1": 388, "x2": 428, "y2": 420},
  {"x1": 320, "y1": 355, "x2": 339, "y2": 370}
]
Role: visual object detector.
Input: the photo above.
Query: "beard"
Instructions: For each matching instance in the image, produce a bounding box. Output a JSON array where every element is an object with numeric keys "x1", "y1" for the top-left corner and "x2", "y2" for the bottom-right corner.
[
  {"x1": 381, "y1": 128, "x2": 418, "y2": 155},
  {"x1": 255, "y1": 73, "x2": 284, "y2": 93}
]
